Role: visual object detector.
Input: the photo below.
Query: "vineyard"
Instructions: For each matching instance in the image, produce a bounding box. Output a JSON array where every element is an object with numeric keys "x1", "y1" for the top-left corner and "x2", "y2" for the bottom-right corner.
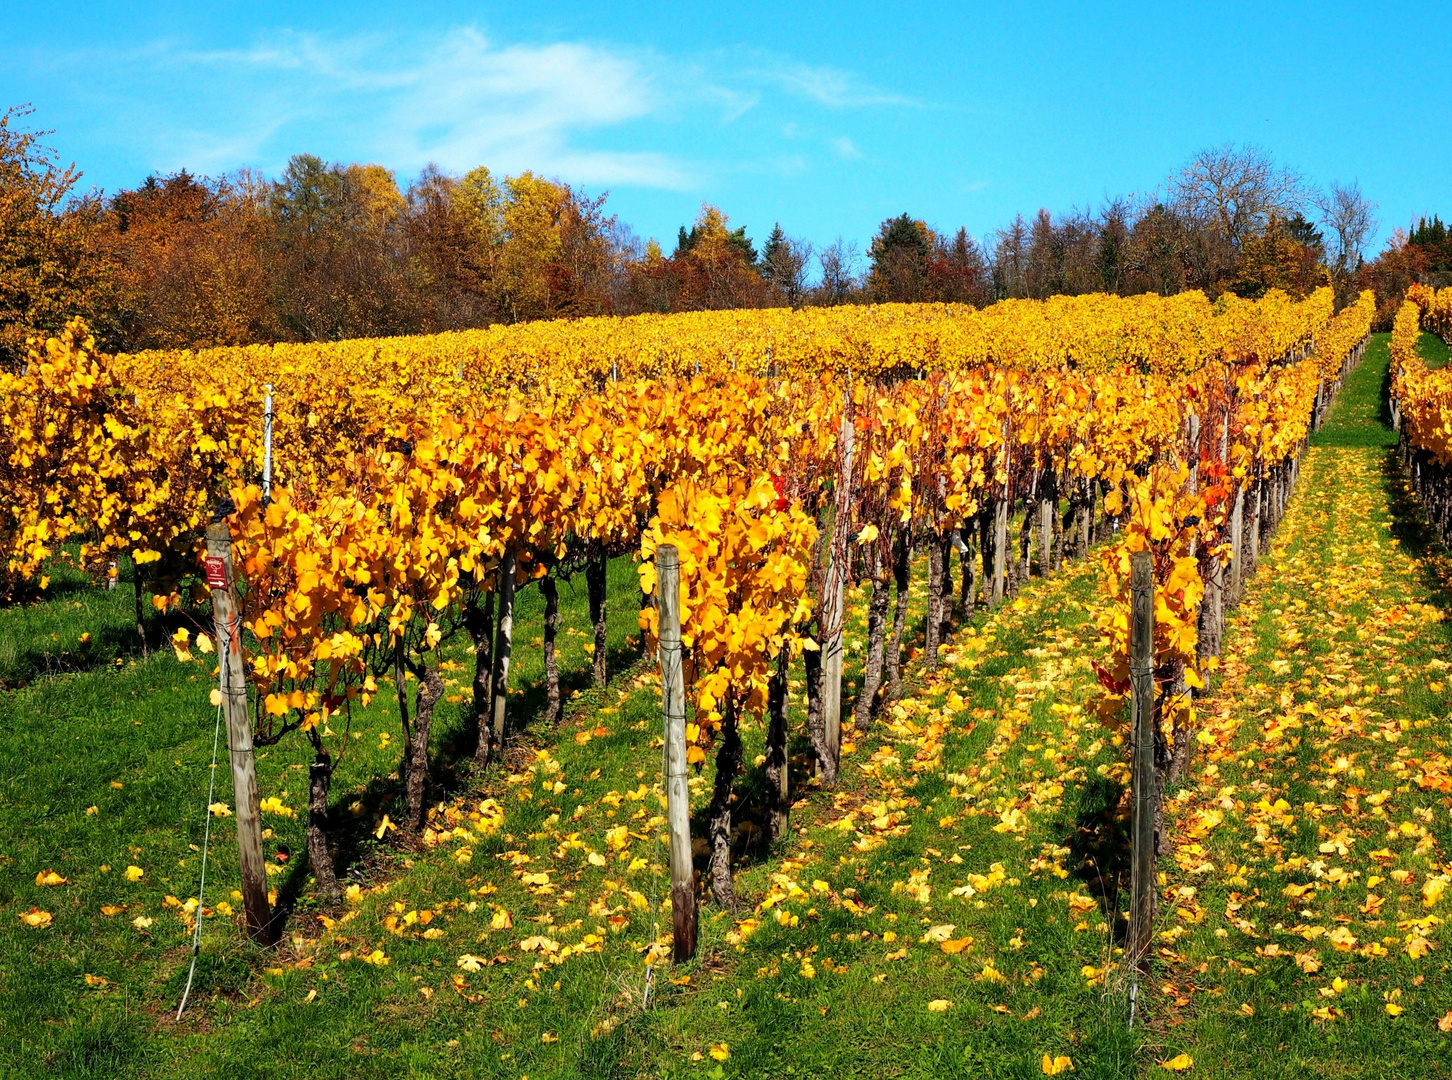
[{"x1": 11, "y1": 284, "x2": 1452, "y2": 1078}]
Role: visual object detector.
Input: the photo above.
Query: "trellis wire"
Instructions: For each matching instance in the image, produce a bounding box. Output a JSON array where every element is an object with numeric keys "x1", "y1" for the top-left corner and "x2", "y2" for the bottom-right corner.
[{"x1": 175, "y1": 692, "x2": 226, "y2": 1020}]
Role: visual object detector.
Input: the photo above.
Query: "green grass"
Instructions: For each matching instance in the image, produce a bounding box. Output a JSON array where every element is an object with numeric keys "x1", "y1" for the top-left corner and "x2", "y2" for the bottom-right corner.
[
  {"x1": 1419, "y1": 331, "x2": 1451, "y2": 371},
  {"x1": 1311, "y1": 332, "x2": 1398, "y2": 449}
]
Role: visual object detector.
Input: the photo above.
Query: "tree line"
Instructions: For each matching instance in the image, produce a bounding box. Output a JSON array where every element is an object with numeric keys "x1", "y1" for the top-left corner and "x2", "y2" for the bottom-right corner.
[{"x1": 0, "y1": 103, "x2": 1434, "y2": 365}]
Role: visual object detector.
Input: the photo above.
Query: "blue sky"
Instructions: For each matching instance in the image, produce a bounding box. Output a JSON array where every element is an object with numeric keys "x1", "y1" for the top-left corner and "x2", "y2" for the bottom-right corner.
[{"x1": 7, "y1": 1, "x2": 1451, "y2": 260}]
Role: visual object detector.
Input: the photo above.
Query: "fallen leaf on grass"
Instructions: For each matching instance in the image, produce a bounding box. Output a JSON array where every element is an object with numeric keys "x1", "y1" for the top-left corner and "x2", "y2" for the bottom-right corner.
[
  {"x1": 1041, "y1": 1055, "x2": 1074, "y2": 1075},
  {"x1": 19, "y1": 909, "x2": 52, "y2": 929},
  {"x1": 926, "y1": 999, "x2": 952, "y2": 1012},
  {"x1": 35, "y1": 870, "x2": 66, "y2": 886},
  {"x1": 1160, "y1": 1054, "x2": 1193, "y2": 1071}
]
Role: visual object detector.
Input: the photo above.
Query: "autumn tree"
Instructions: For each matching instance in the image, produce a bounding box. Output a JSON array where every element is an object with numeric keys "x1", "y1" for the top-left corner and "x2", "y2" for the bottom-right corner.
[
  {"x1": 493, "y1": 172, "x2": 617, "y2": 322},
  {"x1": 814, "y1": 238, "x2": 861, "y2": 306},
  {"x1": 104, "y1": 170, "x2": 276, "y2": 349},
  {"x1": 926, "y1": 227, "x2": 990, "y2": 305},
  {"x1": 403, "y1": 165, "x2": 500, "y2": 330},
  {"x1": 267, "y1": 155, "x2": 420, "y2": 341},
  {"x1": 1230, "y1": 213, "x2": 1328, "y2": 299},
  {"x1": 1171, "y1": 143, "x2": 1307, "y2": 251},
  {"x1": 868, "y1": 214, "x2": 933, "y2": 302},
  {"x1": 0, "y1": 105, "x2": 114, "y2": 367},
  {"x1": 637, "y1": 205, "x2": 767, "y2": 312},
  {"x1": 1315, "y1": 181, "x2": 1377, "y2": 303},
  {"x1": 760, "y1": 224, "x2": 812, "y2": 307}
]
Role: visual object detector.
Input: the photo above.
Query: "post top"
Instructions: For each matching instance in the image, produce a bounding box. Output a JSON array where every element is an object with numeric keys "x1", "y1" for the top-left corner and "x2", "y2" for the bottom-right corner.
[
  {"x1": 656, "y1": 543, "x2": 679, "y2": 568},
  {"x1": 205, "y1": 521, "x2": 232, "y2": 542}
]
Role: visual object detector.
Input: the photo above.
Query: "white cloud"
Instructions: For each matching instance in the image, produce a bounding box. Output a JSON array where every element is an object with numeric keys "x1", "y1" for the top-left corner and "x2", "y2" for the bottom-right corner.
[
  {"x1": 766, "y1": 62, "x2": 918, "y2": 109},
  {"x1": 76, "y1": 27, "x2": 696, "y2": 189},
  {"x1": 31, "y1": 28, "x2": 917, "y2": 195}
]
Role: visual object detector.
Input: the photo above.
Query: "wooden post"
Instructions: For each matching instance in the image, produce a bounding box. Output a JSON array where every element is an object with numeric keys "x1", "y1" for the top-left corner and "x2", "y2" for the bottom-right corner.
[
  {"x1": 821, "y1": 395, "x2": 855, "y2": 780},
  {"x1": 991, "y1": 497, "x2": 1008, "y2": 606},
  {"x1": 1038, "y1": 493, "x2": 1053, "y2": 577},
  {"x1": 1249, "y1": 479, "x2": 1263, "y2": 566},
  {"x1": 1127, "y1": 550, "x2": 1156, "y2": 972},
  {"x1": 490, "y1": 550, "x2": 516, "y2": 758},
  {"x1": 204, "y1": 520, "x2": 271, "y2": 944},
  {"x1": 1229, "y1": 487, "x2": 1244, "y2": 603},
  {"x1": 657, "y1": 544, "x2": 697, "y2": 962}
]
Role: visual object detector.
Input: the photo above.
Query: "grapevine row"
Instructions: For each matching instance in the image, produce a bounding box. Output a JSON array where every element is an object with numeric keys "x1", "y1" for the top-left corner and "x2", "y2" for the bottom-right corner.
[{"x1": 0, "y1": 288, "x2": 1372, "y2": 906}]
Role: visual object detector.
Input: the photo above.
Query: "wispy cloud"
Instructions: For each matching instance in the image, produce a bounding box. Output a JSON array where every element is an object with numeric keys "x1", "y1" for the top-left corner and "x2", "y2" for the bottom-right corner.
[
  {"x1": 765, "y1": 62, "x2": 919, "y2": 109},
  {"x1": 27, "y1": 27, "x2": 917, "y2": 196},
  {"x1": 60, "y1": 27, "x2": 694, "y2": 189}
]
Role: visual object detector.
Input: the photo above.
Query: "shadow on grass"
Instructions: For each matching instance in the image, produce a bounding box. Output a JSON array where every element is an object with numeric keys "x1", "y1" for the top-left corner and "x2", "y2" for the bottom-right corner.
[
  {"x1": 273, "y1": 584, "x2": 648, "y2": 933},
  {"x1": 0, "y1": 597, "x2": 187, "y2": 690},
  {"x1": 1380, "y1": 450, "x2": 1452, "y2": 614},
  {"x1": 1057, "y1": 773, "x2": 1129, "y2": 936}
]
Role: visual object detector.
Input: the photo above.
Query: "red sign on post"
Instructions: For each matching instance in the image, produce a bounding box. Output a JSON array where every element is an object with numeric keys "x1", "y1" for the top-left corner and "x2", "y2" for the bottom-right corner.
[{"x1": 205, "y1": 556, "x2": 228, "y2": 589}]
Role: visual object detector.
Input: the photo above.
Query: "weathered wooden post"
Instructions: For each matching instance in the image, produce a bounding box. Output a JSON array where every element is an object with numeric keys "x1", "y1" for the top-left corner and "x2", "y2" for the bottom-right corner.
[
  {"x1": 657, "y1": 544, "x2": 697, "y2": 962},
  {"x1": 991, "y1": 420, "x2": 1011, "y2": 607},
  {"x1": 1038, "y1": 482, "x2": 1054, "y2": 577},
  {"x1": 490, "y1": 550, "x2": 516, "y2": 759},
  {"x1": 1249, "y1": 477, "x2": 1263, "y2": 568},
  {"x1": 1127, "y1": 550, "x2": 1156, "y2": 976},
  {"x1": 991, "y1": 496, "x2": 1009, "y2": 606},
  {"x1": 821, "y1": 393, "x2": 855, "y2": 780},
  {"x1": 204, "y1": 519, "x2": 271, "y2": 944},
  {"x1": 1229, "y1": 487, "x2": 1244, "y2": 603}
]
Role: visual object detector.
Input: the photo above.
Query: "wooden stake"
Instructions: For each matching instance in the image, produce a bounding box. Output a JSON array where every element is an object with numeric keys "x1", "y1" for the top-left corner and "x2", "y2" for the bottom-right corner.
[
  {"x1": 991, "y1": 496, "x2": 1008, "y2": 606},
  {"x1": 204, "y1": 521, "x2": 271, "y2": 944},
  {"x1": 656, "y1": 544, "x2": 697, "y2": 962},
  {"x1": 821, "y1": 395, "x2": 855, "y2": 782},
  {"x1": 1229, "y1": 487, "x2": 1244, "y2": 603},
  {"x1": 1127, "y1": 550, "x2": 1156, "y2": 972},
  {"x1": 1038, "y1": 494, "x2": 1053, "y2": 577},
  {"x1": 490, "y1": 550, "x2": 516, "y2": 759}
]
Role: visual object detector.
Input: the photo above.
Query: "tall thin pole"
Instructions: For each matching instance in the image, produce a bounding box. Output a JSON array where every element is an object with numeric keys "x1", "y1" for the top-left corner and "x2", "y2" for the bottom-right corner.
[
  {"x1": 821, "y1": 390, "x2": 855, "y2": 781},
  {"x1": 657, "y1": 544, "x2": 697, "y2": 962},
  {"x1": 204, "y1": 520, "x2": 270, "y2": 944},
  {"x1": 1127, "y1": 550, "x2": 1156, "y2": 981},
  {"x1": 490, "y1": 550, "x2": 517, "y2": 758},
  {"x1": 262, "y1": 385, "x2": 274, "y2": 507}
]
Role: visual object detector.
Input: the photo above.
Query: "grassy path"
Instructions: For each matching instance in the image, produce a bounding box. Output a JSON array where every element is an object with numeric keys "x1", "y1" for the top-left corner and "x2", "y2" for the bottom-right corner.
[{"x1": 1157, "y1": 334, "x2": 1452, "y2": 1075}]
